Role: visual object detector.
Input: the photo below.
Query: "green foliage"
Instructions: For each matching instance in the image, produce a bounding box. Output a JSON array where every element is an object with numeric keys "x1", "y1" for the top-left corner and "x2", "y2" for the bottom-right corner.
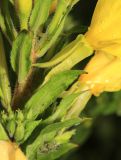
[
  {"x1": 33, "y1": 35, "x2": 85, "y2": 68},
  {"x1": 0, "y1": 109, "x2": 40, "y2": 143},
  {"x1": 0, "y1": 0, "x2": 17, "y2": 42},
  {"x1": 36, "y1": 0, "x2": 80, "y2": 57},
  {"x1": 0, "y1": 0, "x2": 93, "y2": 159},
  {"x1": 11, "y1": 31, "x2": 33, "y2": 82},
  {"x1": 0, "y1": 33, "x2": 11, "y2": 109},
  {"x1": 29, "y1": 0, "x2": 52, "y2": 33},
  {"x1": 24, "y1": 70, "x2": 81, "y2": 120},
  {"x1": 23, "y1": 120, "x2": 41, "y2": 143},
  {"x1": 44, "y1": 36, "x2": 93, "y2": 82},
  {"x1": 14, "y1": 121, "x2": 25, "y2": 142},
  {"x1": 37, "y1": 143, "x2": 77, "y2": 160},
  {"x1": 0, "y1": 122, "x2": 9, "y2": 140},
  {"x1": 1, "y1": 1, "x2": 118, "y2": 160},
  {"x1": 26, "y1": 118, "x2": 80, "y2": 159},
  {"x1": 44, "y1": 93, "x2": 80, "y2": 124}
]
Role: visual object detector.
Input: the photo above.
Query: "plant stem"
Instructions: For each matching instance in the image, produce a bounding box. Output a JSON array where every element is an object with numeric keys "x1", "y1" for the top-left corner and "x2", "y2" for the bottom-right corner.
[
  {"x1": 11, "y1": 65, "x2": 37, "y2": 109},
  {"x1": 11, "y1": 37, "x2": 38, "y2": 109}
]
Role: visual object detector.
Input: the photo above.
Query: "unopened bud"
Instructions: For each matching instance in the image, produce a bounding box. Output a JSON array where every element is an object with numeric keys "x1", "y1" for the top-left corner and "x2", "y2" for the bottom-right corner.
[
  {"x1": 15, "y1": 123, "x2": 25, "y2": 142},
  {"x1": 6, "y1": 120, "x2": 16, "y2": 137},
  {"x1": 14, "y1": 0, "x2": 32, "y2": 30}
]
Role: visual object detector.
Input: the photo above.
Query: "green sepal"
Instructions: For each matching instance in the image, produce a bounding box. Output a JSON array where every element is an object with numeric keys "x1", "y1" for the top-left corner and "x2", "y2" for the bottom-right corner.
[
  {"x1": 44, "y1": 35, "x2": 93, "y2": 82},
  {"x1": 33, "y1": 35, "x2": 84, "y2": 68}
]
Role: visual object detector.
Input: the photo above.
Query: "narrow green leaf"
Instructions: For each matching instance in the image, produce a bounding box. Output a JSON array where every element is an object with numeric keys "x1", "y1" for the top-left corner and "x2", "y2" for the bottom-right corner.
[
  {"x1": 0, "y1": 9, "x2": 11, "y2": 44},
  {"x1": 36, "y1": 0, "x2": 79, "y2": 57},
  {"x1": 47, "y1": 0, "x2": 80, "y2": 36},
  {"x1": 22, "y1": 120, "x2": 41, "y2": 143},
  {"x1": 11, "y1": 31, "x2": 33, "y2": 82},
  {"x1": 29, "y1": 0, "x2": 52, "y2": 33},
  {"x1": 66, "y1": 90, "x2": 91, "y2": 118},
  {"x1": 0, "y1": 122, "x2": 9, "y2": 140},
  {"x1": 24, "y1": 70, "x2": 81, "y2": 120},
  {"x1": 55, "y1": 130, "x2": 75, "y2": 144},
  {"x1": 1, "y1": 0, "x2": 17, "y2": 41},
  {"x1": 47, "y1": 0, "x2": 68, "y2": 35},
  {"x1": 40, "y1": 118, "x2": 80, "y2": 136},
  {"x1": 44, "y1": 93, "x2": 80, "y2": 123},
  {"x1": 37, "y1": 143, "x2": 77, "y2": 160},
  {"x1": 27, "y1": 118, "x2": 80, "y2": 158},
  {"x1": 0, "y1": 32, "x2": 11, "y2": 109},
  {"x1": 37, "y1": 18, "x2": 65, "y2": 57}
]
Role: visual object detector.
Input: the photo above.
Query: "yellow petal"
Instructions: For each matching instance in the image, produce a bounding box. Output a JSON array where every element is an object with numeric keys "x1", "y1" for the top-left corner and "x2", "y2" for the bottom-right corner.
[
  {"x1": 85, "y1": 0, "x2": 121, "y2": 57},
  {"x1": 15, "y1": 145, "x2": 27, "y2": 160},
  {"x1": 80, "y1": 51, "x2": 121, "y2": 95},
  {"x1": 0, "y1": 141, "x2": 15, "y2": 160},
  {"x1": 0, "y1": 141, "x2": 27, "y2": 160}
]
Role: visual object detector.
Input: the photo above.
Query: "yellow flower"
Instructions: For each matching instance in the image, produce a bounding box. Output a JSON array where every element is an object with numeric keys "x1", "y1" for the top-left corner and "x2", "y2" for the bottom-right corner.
[
  {"x1": 79, "y1": 0, "x2": 121, "y2": 95},
  {"x1": 85, "y1": 0, "x2": 121, "y2": 58},
  {"x1": 0, "y1": 140, "x2": 27, "y2": 160},
  {"x1": 80, "y1": 51, "x2": 121, "y2": 96}
]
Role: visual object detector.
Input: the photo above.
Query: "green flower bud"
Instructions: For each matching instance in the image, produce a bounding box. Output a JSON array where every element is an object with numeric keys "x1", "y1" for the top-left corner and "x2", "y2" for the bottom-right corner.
[
  {"x1": 6, "y1": 119, "x2": 16, "y2": 137},
  {"x1": 15, "y1": 122, "x2": 25, "y2": 142},
  {"x1": 16, "y1": 110, "x2": 24, "y2": 122},
  {"x1": 1, "y1": 111, "x2": 8, "y2": 123},
  {"x1": 14, "y1": 0, "x2": 32, "y2": 30}
]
